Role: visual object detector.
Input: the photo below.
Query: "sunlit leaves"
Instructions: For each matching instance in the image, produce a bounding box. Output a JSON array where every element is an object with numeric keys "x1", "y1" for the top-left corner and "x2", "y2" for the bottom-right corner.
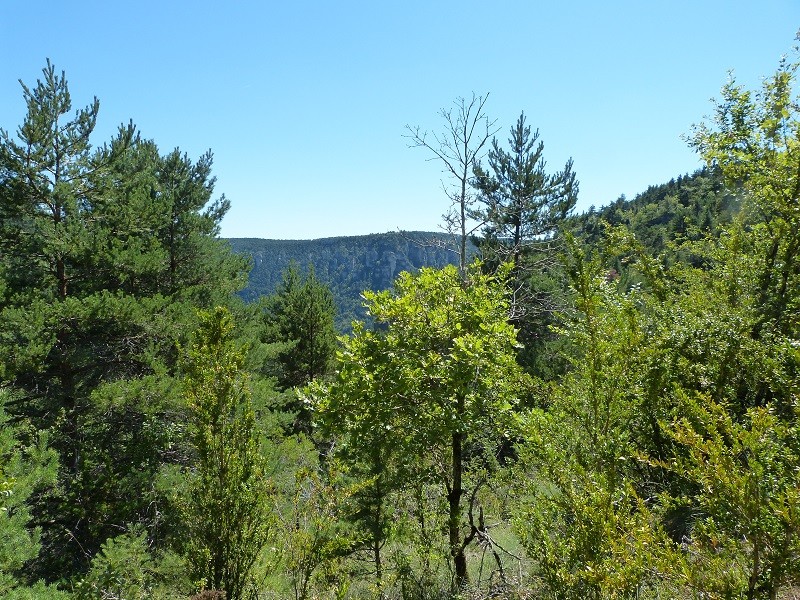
[{"x1": 179, "y1": 307, "x2": 275, "y2": 600}]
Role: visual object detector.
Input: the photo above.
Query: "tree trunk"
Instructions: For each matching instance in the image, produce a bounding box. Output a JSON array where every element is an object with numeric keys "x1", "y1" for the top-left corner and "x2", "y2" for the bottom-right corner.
[
  {"x1": 449, "y1": 418, "x2": 468, "y2": 587},
  {"x1": 373, "y1": 474, "x2": 384, "y2": 599},
  {"x1": 459, "y1": 171, "x2": 468, "y2": 276}
]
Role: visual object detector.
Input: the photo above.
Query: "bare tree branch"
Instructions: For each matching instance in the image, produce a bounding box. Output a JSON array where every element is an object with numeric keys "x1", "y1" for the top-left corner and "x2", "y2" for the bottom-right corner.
[{"x1": 405, "y1": 93, "x2": 499, "y2": 275}]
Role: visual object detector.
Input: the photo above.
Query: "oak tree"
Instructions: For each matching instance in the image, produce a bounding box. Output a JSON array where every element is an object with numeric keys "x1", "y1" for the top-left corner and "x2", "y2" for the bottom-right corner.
[{"x1": 311, "y1": 262, "x2": 526, "y2": 589}]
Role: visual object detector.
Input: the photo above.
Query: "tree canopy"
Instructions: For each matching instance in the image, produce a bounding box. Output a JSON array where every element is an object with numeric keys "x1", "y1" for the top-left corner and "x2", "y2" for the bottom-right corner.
[{"x1": 3, "y1": 45, "x2": 800, "y2": 600}]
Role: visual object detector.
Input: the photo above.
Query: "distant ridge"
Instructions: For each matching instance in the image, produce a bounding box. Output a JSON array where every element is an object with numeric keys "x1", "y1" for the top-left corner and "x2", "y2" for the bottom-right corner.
[
  {"x1": 228, "y1": 170, "x2": 739, "y2": 331},
  {"x1": 227, "y1": 231, "x2": 474, "y2": 330}
]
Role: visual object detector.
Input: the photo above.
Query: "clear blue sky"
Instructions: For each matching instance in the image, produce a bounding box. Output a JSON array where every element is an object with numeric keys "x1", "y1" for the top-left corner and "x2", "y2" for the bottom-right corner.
[{"x1": 2, "y1": 1, "x2": 798, "y2": 239}]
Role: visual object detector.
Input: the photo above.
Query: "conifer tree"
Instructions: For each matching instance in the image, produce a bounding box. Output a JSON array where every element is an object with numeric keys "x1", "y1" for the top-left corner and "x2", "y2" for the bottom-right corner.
[
  {"x1": 472, "y1": 112, "x2": 578, "y2": 377},
  {"x1": 267, "y1": 263, "x2": 337, "y2": 390},
  {"x1": 180, "y1": 307, "x2": 274, "y2": 600},
  {"x1": 0, "y1": 390, "x2": 60, "y2": 595},
  {"x1": 0, "y1": 62, "x2": 248, "y2": 580},
  {"x1": 473, "y1": 111, "x2": 578, "y2": 270}
]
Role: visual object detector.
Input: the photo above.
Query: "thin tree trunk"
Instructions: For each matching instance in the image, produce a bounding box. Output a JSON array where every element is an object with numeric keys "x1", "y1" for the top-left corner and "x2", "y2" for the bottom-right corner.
[
  {"x1": 374, "y1": 473, "x2": 384, "y2": 599},
  {"x1": 450, "y1": 393, "x2": 468, "y2": 587},
  {"x1": 460, "y1": 170, "x2": 468, "y2": 275}
]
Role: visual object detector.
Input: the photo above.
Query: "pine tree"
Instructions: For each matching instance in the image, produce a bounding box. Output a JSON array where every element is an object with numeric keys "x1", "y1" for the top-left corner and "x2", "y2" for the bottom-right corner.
[
  {"x1": 269, "y1": 264, "x2": 336, "y2": 389},
  {"x1": 472, "y1": 112, "x2": 578, "y2": 377},
  {"x1": 0, "y1": 62, "x2": 248, "y2": 579},
  {"x1": 473, "y1": 111, "x2": 578, "y2": 270}
]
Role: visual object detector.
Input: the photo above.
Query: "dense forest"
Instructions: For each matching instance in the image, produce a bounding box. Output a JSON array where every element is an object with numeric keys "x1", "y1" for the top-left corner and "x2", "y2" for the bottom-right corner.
[{"x1": 1, "y1": 47, "x2": 799, "y2": 600}]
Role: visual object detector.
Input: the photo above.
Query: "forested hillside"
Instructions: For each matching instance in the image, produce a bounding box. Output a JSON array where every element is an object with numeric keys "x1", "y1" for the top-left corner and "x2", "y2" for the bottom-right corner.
[
  {"x1": 228, "y1": 169, "x2": 735, "y2": 334},
  {"x1": 228, "y1": 232, "x2": 474, "y2": 330},
  {"x1": 572, "y1": 167, "x2": 739, "y2": 250},
  {"x1": 2, "y1": 49, "x2": 800, "y2": 600}
]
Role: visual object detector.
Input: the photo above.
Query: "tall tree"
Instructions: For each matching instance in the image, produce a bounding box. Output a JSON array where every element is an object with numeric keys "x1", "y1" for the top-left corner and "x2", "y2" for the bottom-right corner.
[
  {"x1": 472, "y1": 112, "x2": 578, "y2": 377},
  {"x1": 309, "y1": 319, "x2": 416, "y2": 596},
  {"x1": 0, "y1": 64, "x2": 140, "y2": 572},
  {"x1": 155, "y1": 148, "x2": 239, "y2": 302},
  {"x1": 180, "y1": 307, "x2": 274, "y2": 600},
  {"x1": 0, "y1": 62, "x2": 248, "y2": 579},
  {"x1": 473, "y1": 111, "x2": 578, "y2": 270},
  {"x1": 406, "y1": 94, "x2": 498, "y2": 275},
  {"x1": 259, "y1": 263, "x2": 337, "y2": 433},
  {"x1": 309, "y1": 262, "x2": 526, "y2": 589},
  {"x1": 0, "y1": 60, "x2": 132, "y2": 304}
]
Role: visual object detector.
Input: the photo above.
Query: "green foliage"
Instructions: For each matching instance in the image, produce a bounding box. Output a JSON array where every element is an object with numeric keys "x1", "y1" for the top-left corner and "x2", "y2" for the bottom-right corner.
[
  {"x1": 514, "y1": 246, "x2": 675, "y2": 599},
  {"x1": 0, "y1": 391, "x2": 59, "y2": 595},
  {"x1": 469, "y1": 113, "x2": 578, "y2": 381},
  {"x1": 664, "y1": 397, "x2": 800, "y2": 599},
  {"x1": 689, "y1": 49, "x2": 800, "y2": 339},
  {"x1": 310, "y1": 261, "x2": 528, "y2": 589},
  {"x1": 653, "y1": 52, "x2": 800, "y2": 597},
  {"x1": 0, "y1": 61, "x2": 247, "y2": 579},
  {"x1": 473, "y1": 111, "x2": 578, "y2": 267},
  {"x1": 355, "y1": 261, "x2": 523, "y2": 454},
  {"x1": 260, "y1": 263, "x2": 337, "y2": 391},
  {"x1": 2, "y1": 582, "x2": 72, "y2": 600},
  {"x1": 3, "y1": 39, "x2": 800, "y2": 600},
  {"x1": 179, "y1": 307, "x2": 275, "y2": 600},
  {"x1": 278, "y1": 460, "x2": 358, "y2": 600},
  {"x1": 571, "y1": 168, "x2": 739, "y2": 263},
  {"x1": 0, "y1": 59, "x2": 122, "y2": 304},
  {"x1": 74, "y1": 528, "x2": 188, "y2": 600},
  {"x1": 530, "y1": 43, "x2": 800, "y2": 596}
]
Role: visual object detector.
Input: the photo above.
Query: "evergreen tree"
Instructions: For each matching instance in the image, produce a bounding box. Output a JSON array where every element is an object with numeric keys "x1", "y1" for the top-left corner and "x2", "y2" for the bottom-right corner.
[
  {"x1": 265, "y1": 263, "x2": 336, "y2": 390},
  {"x1": 258, "y1": 263, "x2": 337, "y2": 434},
  {"x1": 180, "y1": 307, "x2": 274, "y2": 600},
  {"x1": 473, "y1": 111, "x2": 578, "y2": 270},
  {"x1": 0, "y1": 62, "x2": 248, "y2": 580},
  {"x1": 472, "y1": 112, "x2": 578, "y2": 378},
  {"x1": 0, "y1": 390, "x2": 61, "y2": 595}
]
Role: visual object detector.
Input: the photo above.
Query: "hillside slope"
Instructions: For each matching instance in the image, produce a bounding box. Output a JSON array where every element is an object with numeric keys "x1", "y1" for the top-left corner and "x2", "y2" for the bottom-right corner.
[
  {"x1": 228, "y1": 231, "x2": 472, "y2": 329},
  {"x1": 229, "y1": 171, "x2": 740, "y2": 331}
]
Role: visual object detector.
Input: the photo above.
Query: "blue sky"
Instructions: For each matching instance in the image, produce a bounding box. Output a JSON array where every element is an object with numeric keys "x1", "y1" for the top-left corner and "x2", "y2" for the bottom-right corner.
[{"x1": 2, "y1": 1, "x2": 798, "y2": 239}]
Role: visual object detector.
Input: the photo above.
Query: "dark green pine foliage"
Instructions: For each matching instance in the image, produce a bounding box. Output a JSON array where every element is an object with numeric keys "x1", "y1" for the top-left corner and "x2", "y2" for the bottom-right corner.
[
  {"x1": 473, "y1": 111, "x2": 577, "y2": 269},
  {"x1": 261, "y1": 263, "x2": 337, "y2": 392},
  {"x1": 0, "y1": 390, "x2": 61, "y2": 596},
  {"x1": 156, "y1": 147, "x2": 238, "y2": 303},
  {"x1": 472, "y1": 112, "x2": 578, "y2": 379},
  {"x1": 258, "y1": 264, "x2": 337, "y2": 433},
  {"x1": 0, "y1": 62, "x2": 247, "y2": 580}
]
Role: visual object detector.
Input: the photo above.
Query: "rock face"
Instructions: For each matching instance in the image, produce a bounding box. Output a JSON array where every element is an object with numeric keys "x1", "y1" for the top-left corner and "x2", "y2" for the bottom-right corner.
[{"x1": 227, "y1": 231, "x2": 475, "y2": 331}]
